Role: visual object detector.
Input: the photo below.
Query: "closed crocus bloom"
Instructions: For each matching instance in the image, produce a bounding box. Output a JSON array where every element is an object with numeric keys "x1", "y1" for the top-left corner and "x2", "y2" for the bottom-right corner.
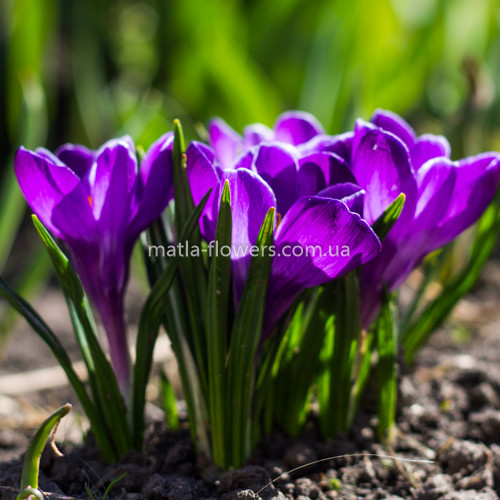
[
  {"x1": 208, "y1": 110, "x2": 325, "y2": 169},
  {"x1": 186, "y1": 140, "x2": 381, "y2": 336},
  {"x1": 15, "y1": 134, "x2": 174, "y2": 396}
]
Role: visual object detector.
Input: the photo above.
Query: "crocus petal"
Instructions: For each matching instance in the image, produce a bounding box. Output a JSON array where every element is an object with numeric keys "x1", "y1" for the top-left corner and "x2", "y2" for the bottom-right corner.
[
  {"x1": 130, "y1": 132, "x2": 174, "y2": 236},
  {"x1": 274, "y1": 110, "x2": 324, "y2": 146},
  {"x1": 55, "y1": 144, "x2": 95, "y2": 178},
  {"x1": 434, "y1": 153, "x2": 500, "y2": 246},
  {"x1": 370, "y1": 109, "x2": 416, "y2": 151},
  {"x1": 299, "y1": 152, "x2": 357, "y2": 187},
  {"x1": 298, "y1": 132, "x2": 353, "y2": 161},
  {"x1": 252, "y1": 143, "x2": 298, "y2": 215},
  {"x1": 89, "y1": 138, "x2": 138, "y2": 223},
  {"x1": 411, "y1": 134, "x2": 451, "y2": 170},
  {"x1": 15, "y1": 147, "x2": 80, "y2": 236},
  {"x1": 264, "y1": 196, "x2": 381, "y2": 332},
  {"x1": 218, "y1": 169, "x2": 276, "y2": 302},
  {"x1": 413, "y1": 158, "x2": 456, "y2": 230},
  {"x1": 296, "y1": 160, "x2": 327, "y2": 198},
  {"x1": 243, "y1": 123, "x2": 273, "y2": 149},
  {"x1": 208, "y1": 118, "x2": 242, "y2": 169},
  {"x1": 186, "y1": 141, "x2": 220, "y2": 241},
  {"x1": 352, "y1": 120, "x2": 417, "y2": 225},
  {"x1": 317, "y1": 183, "x2": 365, "y2": 216}
]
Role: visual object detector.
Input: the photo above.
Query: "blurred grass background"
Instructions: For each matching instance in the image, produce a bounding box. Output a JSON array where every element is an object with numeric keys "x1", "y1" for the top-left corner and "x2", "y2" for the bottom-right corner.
[{"x1": 1, "y1": 0, "x2": 500, "y2": 349}]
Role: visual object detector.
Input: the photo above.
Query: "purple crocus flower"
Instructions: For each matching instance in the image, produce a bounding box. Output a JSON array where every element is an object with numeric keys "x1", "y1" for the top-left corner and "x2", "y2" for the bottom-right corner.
[
  {"x1": 208, "y1": 110, "x2": 324, "y2": 169},
  {"x1": 312, "y1": 110, "x2": 500, "y2": 326},
  {"x1": 186, "y1": 140, "x2": 381, "y2": 334},
  {"x1": 15, "y1": 134, "x2": 174, "y2": 397}
]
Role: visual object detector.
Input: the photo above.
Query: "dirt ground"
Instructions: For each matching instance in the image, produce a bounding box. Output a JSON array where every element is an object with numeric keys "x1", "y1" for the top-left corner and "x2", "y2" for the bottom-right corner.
[{"x1": 1, "y1": 262, "x2": 500, "y2": 499}]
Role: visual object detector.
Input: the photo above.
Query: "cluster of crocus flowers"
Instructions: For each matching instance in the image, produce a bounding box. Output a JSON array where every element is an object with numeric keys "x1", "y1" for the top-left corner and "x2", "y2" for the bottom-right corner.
[
  {"x1": 12, "y1": 109, "x2": 500, "y2": 469},
  {"x1": 205, "y1": 110, "x2": 500, "y2": 330},
  {"x1": 15, "y1": 134, "x2": 175, "y2": 397}
]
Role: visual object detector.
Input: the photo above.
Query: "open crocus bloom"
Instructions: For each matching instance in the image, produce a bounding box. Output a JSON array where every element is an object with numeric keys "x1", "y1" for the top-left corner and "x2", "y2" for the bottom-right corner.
[
  {"x1": 15, "y1": 134, "x2": 174, "y2": 396},
  {"x1": 186, "y1": 140, "x2": 381, "y2": 335},
  {"x1": 311, "y1": 109, "x2": 500, "y2": 325},
  {"x1": 208, "y1": 110, "x2": 324, "y2": 169}
]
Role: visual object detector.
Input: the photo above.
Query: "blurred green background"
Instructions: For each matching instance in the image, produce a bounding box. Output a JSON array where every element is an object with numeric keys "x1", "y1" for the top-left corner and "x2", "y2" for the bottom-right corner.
[{"x1": 1, "y1": 0, "x2": 500, "y2": 346}]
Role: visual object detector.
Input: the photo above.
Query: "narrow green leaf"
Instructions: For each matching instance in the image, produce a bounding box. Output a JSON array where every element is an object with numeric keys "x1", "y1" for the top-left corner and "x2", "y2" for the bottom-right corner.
[
  {"x1": 172, "y1": 118, "x2": 189, "y2": 234},
  {"x1": 206, "y1": 180, "x2": 232, "y2": 467},
  {"x1": 102, "y1": 472, "x2": 128, "y2": 500},
  {"x1": 227, "y1": 206, "x2": 275, "y2": 467},
  {"x1": 376, "y1": 290, "x2": 398, "y2": 442},
  {"x1": 17, "y1": 403, "x2": 71, "y2": 499},
  {"x1": 371, "y1": 193, "x2": 405, "y2": 242},
  {"x1": 318, "y1": 271, "x2": 361, "y2": 438}
]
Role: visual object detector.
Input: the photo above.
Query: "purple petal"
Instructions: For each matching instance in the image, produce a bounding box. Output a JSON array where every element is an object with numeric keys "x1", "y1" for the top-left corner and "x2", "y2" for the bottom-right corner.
[
  {"x1": 370, "y1": 109, "x2": 416, "y2": 151},
  {"x1": 274, "y1": 110, "x2": 324, "y2": 146},
  {"x1": 88, "y1": 138, "x2": 138, "y2": 223},
  {"x1": 298, "y1": 132, "x2": 353, "y2": 162},
  {"x1": 435, "y1": 153, "x2": 500, "y2": 246},
  {"x1": 130, "y1": 132, "x2": 174, "y2": 236},
  {"x1": 265, "y1": 196, "x2": 381, "y2": 332},
  {"x1": 55, "y1": 144, "x2": 95, "y2": 178},
  {"x1": 413, "y1": 158, "x2": 456, "y2": 231},
  {"x1": 317, "y1": 183, "x2": 365, "y2": 216},
  {"x1": 233, "y1": 148, "x2": 257, "y2": 172},
  {"x1": 186, "y1": 141, "x2": 220, "y2": 241},
  {"x1": 411, "y1": 134, "x2": 451, "y2": 170},
  {"x1": 252, "y1": 143, "x2": 298, "y2": 215},
  {"x1": 208, "y1": 118, "x2": 242, "y2": 169},
  {"x1": 15, "y1": 147, "x2": 80, "y2": 237},
  {"x1": 218, "y1": 169, "x2": 276, "y2": 301},
  {"x1": 299, "y1": 152, "x2": 356, "y2": 187},
  {"x1": 296, "y1": 160, "x2": 327, "y2": 198},
  {"x1": 352, "y1": 120, "x2": 417, "y2": 225},
  {"x1": 243, "y1": 123, "x2": 273, "y2": 149}
]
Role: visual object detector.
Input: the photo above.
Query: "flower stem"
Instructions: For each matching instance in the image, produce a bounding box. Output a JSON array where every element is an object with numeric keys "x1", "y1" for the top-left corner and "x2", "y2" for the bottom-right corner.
[{"x1": 98, "y1": 292, "x2": 131, "y2": 400}]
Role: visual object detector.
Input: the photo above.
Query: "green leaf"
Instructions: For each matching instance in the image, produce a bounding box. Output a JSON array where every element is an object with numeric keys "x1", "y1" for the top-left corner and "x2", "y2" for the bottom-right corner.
[
  {"x1": 172, "y1": 118, "x2": 192, "y2": 234},
  {"x1": 317, "y1": 272, "x2": 361, "y2": 438},
  {"x1": 371, "y1": 193, "x2": 405, "y2": 242},
  {"x1": 206, "y1": 180, "x2": 232, "y2": 467},
  {"x1": 17, "y1": 403, "x2": 71, "y2": 500},
  {"x1": 376, "y1": 290, "x2": 398, "y2": 442},
  {"x1": 227, "y1": 206, "x2": 275, "y2": 468}
]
